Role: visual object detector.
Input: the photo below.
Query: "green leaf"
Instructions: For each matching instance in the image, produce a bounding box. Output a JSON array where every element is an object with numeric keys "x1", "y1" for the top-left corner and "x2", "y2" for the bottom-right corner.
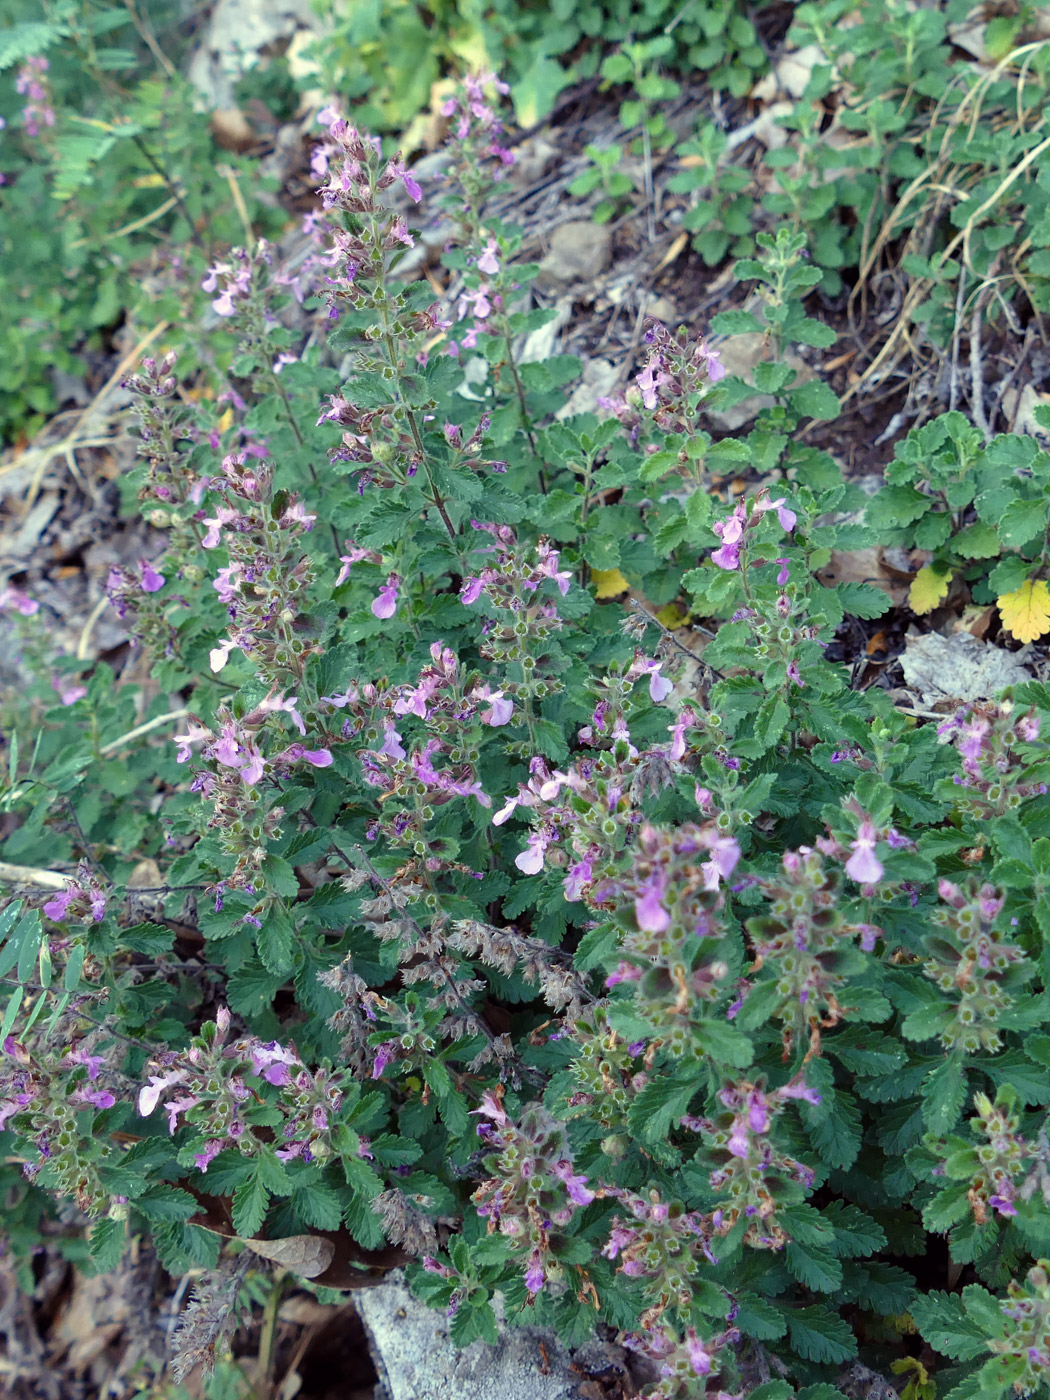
[
  {"x1": 820, "y1": 1202, "x2": 887, "y2": 1257},
  {"x1": 626, "y1": 1075, "x2": 697, "y2": 1145},
  {"x1": 735, "y1": 1294, "x2": 787, "y2": 1339},
  {"x1": 922, "y1": 1056, "x2": 968, "y2": 1134},
  {"x1": 786, "y1": 1305, "x2": 857, "y2": 1363},
  {"x1": 835, "y1": 581, "x2": 892, "y2": 620},
  {"x1": 791, "y1": 379, "x2": 841, "y2": 420},
  {"x1": 786, "y1": 1240, "x2": 843, "y2": 1292},
  {"x1": 232, "y1": 1172, "x2": 270, "y2": 1238},
  {"x1": 804, "y1": 1089, "x2": 862, "y2": 1169},
  {"x1": 911, "y1": 1291, "x2": 991, "y2": 1360},
  {"x1": 89, "y1": 1216, "x2": 126, "y2": 1273}
]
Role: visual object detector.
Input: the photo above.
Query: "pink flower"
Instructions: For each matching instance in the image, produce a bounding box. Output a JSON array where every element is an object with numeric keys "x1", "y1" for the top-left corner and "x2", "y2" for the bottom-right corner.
[
  {"x1": 703, "y1": 345, "x2": 726, "y2": 382},
  {"x1": 476, "y1": 239, "x2": 500, "y2": 276},
  {"x1": 711, "y1": 540, "x2": 741, "y2": 570},
  {"x1": 727, "y1": 1124, "x2": 749, "y2": 1158},
  {"x1": 209, "y1": 639, "x2": 236, "y2": 672},
  {"x1": 635, "y1": 879, "x2": 670, "y2": 933},
  {"x1": 754, "y1": 492, "x2": 797, "y2": 532},
  {"x1": 138, "y1": 1070, "x2": 186, "y2": 1118},
  {"x1": 258, "y1": 693, "x2": 307, "y2": 735},
  {"x1": 372, "y1": 574, "x2": 399, "y2": 619},
  {"x1": 845, "y1": 820, "x2": 883, "y2": 885},
  {"x1": 480, "y1": 690, "x2": 513, "y2": 726},
  {"x1": 378, "y1": 723, "x2": 406, "y2": 759},
  {"x1": 52, "y1": 676, "x2": 87, "y2": 706},
  {"x1": 515, "y1": 831, "x2": 548, "y2": 874},
  {"x1": 0, "y1": 586, "x2": 39, "y2": 616},
  {"x1": 649, "y1": 666, "x2": 673, "y2": 702},
  {"x1": 524, "y1": 1251, "x2": 546, "y2": 1294}
]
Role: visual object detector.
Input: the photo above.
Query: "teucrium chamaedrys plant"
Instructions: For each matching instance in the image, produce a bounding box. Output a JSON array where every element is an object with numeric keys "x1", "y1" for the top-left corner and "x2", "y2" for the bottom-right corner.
[{"x1": 4, "y1": 71, "x2": 1050, "y2": 1400}]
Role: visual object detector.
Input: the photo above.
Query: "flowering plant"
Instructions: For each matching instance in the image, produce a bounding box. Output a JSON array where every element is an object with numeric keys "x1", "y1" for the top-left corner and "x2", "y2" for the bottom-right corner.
[{"x1": 3, "y1": 71, "x2": 1050, "y2": 1400}]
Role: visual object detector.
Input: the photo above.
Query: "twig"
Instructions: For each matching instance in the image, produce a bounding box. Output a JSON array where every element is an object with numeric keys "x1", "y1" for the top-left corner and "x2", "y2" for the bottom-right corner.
[
  {"x1": 969, "y1": 294, "x2": 992, "y2": 442},
  {"x1": 98, "y1": 708, "x2": 190, "y2": 756}
]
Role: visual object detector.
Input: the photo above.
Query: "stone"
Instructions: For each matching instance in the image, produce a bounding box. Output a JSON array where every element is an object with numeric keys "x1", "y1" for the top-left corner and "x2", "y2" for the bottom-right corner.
[{"x1": 537, "y1": 221, "x2": 613, "y2": 288}]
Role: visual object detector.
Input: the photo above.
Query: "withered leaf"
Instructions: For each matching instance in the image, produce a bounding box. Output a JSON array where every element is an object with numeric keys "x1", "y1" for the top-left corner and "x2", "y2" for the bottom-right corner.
[{"x1": 241, "y1": 1234, "x2": 336, "y2": 1279}]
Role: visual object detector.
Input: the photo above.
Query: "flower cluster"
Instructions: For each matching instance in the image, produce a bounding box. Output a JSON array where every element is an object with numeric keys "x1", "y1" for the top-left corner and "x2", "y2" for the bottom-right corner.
[
  {"x1": 470, "y1": 1090, "x2": 595, "y2": 1296},
  {"x1": 937, "y1": 700, "x2": 1047, "y2": 817},
  {"x1": 15, "y1": 56, "x2": 54, "y2": 138},
  {"x1": 689, "y1": 1078, "x2": 821, "y2": 1247},
  {"x1": 602, "y1": 1187, "x2": 713, "y2": 1320},
  {"x1": 42, "y1": 868, "x2": 108, "y2": 924},
  {"x1": 197, "y1": 452, "x2": 317, "y2": 684},
  {"x1": 710, "y1": 490, "x2": 796, "y2": 572},
  {"x1": 0, "y1": 1033, "x2": 120, "y2": 1214},
  {"x1": 991, "y1": 1262, "x2": 1050, "y2": 1389},
  {"x1": 622, "y1": 1322, "x2": 741, "y2": 1400},
  {"x1": 923, "y1": 878, "x2": 1031, "y2": 1053},
  {"x1": 137, "y1": 1008, "x2": 348, "y2": 1170},
  {"x1": 737, "y1": 846, "x2": 880, "y2": 1051}
]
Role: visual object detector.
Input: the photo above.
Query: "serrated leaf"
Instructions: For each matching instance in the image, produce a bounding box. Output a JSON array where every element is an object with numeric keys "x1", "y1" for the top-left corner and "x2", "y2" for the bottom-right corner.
[
  {"x1": 786, "y1": 1306, "x2": 857, "y2": 1362},
  {"x1": 89, "y1": 1216, "x2": 127, "y2": 1273},
  {"x1": 735, "y1": 1295, "x2": 787, "y2": 1339},
  {"x1": 787, "y1": 1240, "x2": 843, "y2": 1292},
  {"x1": 625, "y1": 1076, "x2": 696, "y2": 1145},
  {"x1": 998, "y1": 579, "x2": 1050, "y2": 643},
  {"x1": 922, "y1": 1057, "x2": 968, "y2": 1134},
  {"x1": 909, "y1": 565, "x2": 952, "y2": 615},
  {"x1": 232, "y1": 1173, "x2": 270, "y2": 1238},
  {"x1": 910, "y1": 1291, "x2": 990, "y2": 1359}
]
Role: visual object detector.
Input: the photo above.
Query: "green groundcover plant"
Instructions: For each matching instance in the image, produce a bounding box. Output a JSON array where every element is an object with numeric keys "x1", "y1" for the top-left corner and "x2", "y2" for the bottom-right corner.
[{"x1": 4, "y1": 73, "x2": 1050, "y2": 1400}]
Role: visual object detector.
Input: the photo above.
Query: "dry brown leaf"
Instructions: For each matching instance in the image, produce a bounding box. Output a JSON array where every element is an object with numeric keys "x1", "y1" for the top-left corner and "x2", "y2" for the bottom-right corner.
[
  {"x1": 127, "y1": 858, "x2": 163, "y2": 889},
  {"x1": 242, "y1": 1234, "x2": 336, "y2": 1279},
  {"x1": 817, "y1": 548, "x2": 910, "y2": 606},
  {"x1": 210, "y1": 108, "x2": 255, "y2": 152}
]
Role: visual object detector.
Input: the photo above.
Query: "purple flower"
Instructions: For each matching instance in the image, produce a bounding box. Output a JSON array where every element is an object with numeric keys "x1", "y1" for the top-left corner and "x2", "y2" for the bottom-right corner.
[
  {"x1": 552, "y1": 1160, "x2": 595, "y2": 1206},
  {"x1": 845, "y1": 820, "x2": 883, "y2": 885},
  {"x1": 194, "y1": 1140, "x2": 223, "y2": 1172},
  {"x1": 524, "y1": 1250, "x2": 546, "y2": 1294},
  {"x1": 250, "y1": 1042, "x2": 300, "y2": 1084},
  {"x1": 372, "y1": 573, "x2": 400, "y2": 619},
  {"x1": 687, "y1": 1331, "x2": 713, "y2": 1376},
  {"x1": 140, "y1": 560, "x2": 166, "y2": 592},
  {"x1": 43, "y1": 887, "x2": 75, "y2": 921},
  {"x1": 635, "y1": 879, "x2": 670, "y2": 934}
]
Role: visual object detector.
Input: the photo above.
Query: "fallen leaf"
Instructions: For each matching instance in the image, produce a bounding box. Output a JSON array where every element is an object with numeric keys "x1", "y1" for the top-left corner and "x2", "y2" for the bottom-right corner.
[
  {"x1": 998, "y1": 578, "x2": 1050, "y2": 643},
  {"x1": 866, "y1": 630, "x2": 888, "y2": 656},
  {"x1": 909, "y1": 565, "x2": 952, "y2": 615},
  {"x1": 900, "y1": 631, "x2": 1032, "y2": 706},
  {"x1": 242, "y1": 1234, "x2": 336, "y2": 1279},
  {"x1": 592, "y1": 568, "x2": 629, "y2": 599}
]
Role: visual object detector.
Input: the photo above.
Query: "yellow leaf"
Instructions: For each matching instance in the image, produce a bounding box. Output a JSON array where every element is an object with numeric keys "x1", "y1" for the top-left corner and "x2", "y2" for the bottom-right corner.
[
  {"x1": 592, "y1": 568, "x2": 629, "y2": 599},
  {"x1": 998, "y1": 578, "x2": 1050, "y2": 643},
  {"x1": 217, "y1": 407, "x2": 234, "y2": 435},
  {"x1": 909, "y1": 565, "x2": 951, "y2": 614},
  {"x1": 655, "y1": 601, "x2": 687, "y2": 627}
]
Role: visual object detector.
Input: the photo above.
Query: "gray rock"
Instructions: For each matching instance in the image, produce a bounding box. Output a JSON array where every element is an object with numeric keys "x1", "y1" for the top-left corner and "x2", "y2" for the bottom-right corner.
[
  {"x1": 537, "y1": 222, "x2": 613, "y2": 288},
  {"x1": 355, "y1": 1275, "x2": 627, "y2": 1400}
]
